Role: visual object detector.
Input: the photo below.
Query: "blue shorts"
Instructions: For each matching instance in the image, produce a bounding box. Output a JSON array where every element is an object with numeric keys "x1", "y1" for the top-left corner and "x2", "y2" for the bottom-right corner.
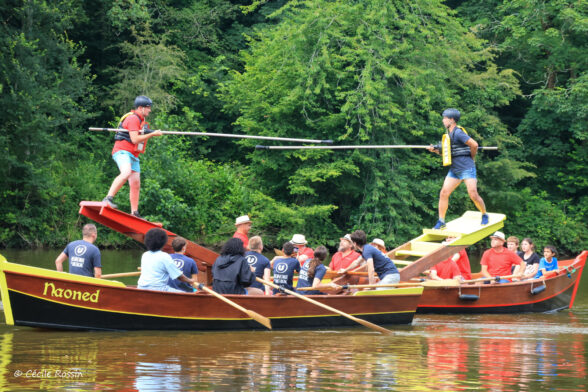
[
  {"x1": 447, "y1": 166, "x2": 476, "y2": 180},
  {"x1": 113, "y1": 150, "x2": 140, "y2": 173}
]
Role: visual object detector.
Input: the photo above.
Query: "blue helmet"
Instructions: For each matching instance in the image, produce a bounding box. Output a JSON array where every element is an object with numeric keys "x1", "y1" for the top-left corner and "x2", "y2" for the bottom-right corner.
[
  {"x1": 442, "y1": 108, "x2": 460, "y2": 122},
  {"x1": 134, "y1": 95, "x2": 153, "y2": 108}
]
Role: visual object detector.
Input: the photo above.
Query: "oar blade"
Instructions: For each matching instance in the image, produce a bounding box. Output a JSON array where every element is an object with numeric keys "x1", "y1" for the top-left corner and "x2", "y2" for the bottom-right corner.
[
  {"x1": 350, "y1": 316, "x2": 393, "y2": 335},
  {"x1": 245, "y1": 309, "x2": 272, "y2": 330},
  {"x1": 420, "y1": 279, "x2": 460, "y2": 287}
]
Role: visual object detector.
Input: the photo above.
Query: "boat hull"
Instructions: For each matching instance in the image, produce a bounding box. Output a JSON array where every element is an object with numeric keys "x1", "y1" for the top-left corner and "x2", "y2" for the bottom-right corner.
[
  {"x1": 0, "y1": 261, "x2": 422, "y2": 331},
  {"x1": 416, "y1": 252, "x2": 586, "y2": 314}
]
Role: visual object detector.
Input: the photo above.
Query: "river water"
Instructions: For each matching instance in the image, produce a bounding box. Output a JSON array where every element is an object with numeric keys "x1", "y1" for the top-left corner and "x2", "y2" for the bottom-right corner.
[{"x1": 1, "y1": 249, "x2": 587, "y2": 391}]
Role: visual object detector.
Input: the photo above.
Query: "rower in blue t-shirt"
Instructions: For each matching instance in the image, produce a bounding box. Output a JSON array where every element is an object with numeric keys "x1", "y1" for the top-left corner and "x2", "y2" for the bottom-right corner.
[
  {"x1": 535, "y1": 245, "x2": 559, "y2": 279},
  {"x1": 296, "y1": 246, "x2": 330, "y2": 295},
  {"x1": 271, "y1": 242, "x2": 301, "y2": 294},
  {"x1": 338, "y1": 230, "x2": 400, "y2": 290},
  {"x1": 167, "y1": 238, "x2": 200, "y2": 292},
  {"x1": 55, "y1": 224, "x2": 102, "y2": 278},
  {"x1": 245, "y1": 235, "x2": 272, "y2": 294}
]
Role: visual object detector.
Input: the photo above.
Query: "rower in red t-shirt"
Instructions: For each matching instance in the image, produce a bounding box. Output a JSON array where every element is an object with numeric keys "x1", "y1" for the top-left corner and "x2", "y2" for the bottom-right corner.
[
  {"x1": 233, "y1": 215, "x2": 252, "y2": 250},
  {"x1": 480, "y1": 231, "x2": 525, "y2": 283},
  {"x1": 430, "y1": 257, "x2": 462, "y2": 280},
  {"x1": 440, "y1": 237, "x2": 472, "y2": 280},
  {"x1": 329, "y1": 234, "x2": 360, "y2": 271}
]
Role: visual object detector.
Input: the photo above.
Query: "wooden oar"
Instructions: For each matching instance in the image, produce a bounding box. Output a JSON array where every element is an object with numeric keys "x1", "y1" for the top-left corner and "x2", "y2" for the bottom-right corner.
[
  {"x1": 195, "y1": 284, "x2": 272, "y2": 330},
  {"x1": 256, "y1": 277, "x2": 392, "y2": 335},
  {"x1": 462, "y1": 274, "x2": 519, "y2": 284},
  {"x1": 298, "y1": 279, "x2": 460, "y2": 290},
  {"x1": 273, "y1": 248, "x2": 285, "y2": 256},
  {"x1": 101, "y1": 271, "x2": 142, "y2": 279}
]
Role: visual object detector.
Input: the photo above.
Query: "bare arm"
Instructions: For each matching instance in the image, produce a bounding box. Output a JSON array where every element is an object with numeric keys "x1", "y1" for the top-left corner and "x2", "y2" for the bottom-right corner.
[
  {"x1": 179, "y1": 274, "x2": 195, "y2": 285},
  {"x1": 270, "y1": 255, "x2": 286, "y2": 268},
  {"x1": 367, "y1": 258, "x2": 376, "y2": 285},
  {"x1": 129, "y1": 130, "x2": 163, "y2": 144},
  {"x1": 93, "y1": 267, "x2": 102, "y2": 279},
  {"x1": 338, "y1": 255, "x2": 363, "y2": 274},
  {"x1": 429, "y1": 269, "x2": 441, "y2": 281},
  {"x1": 481, "y1": 264, "x2": 491, "y2": 278},
  {"x1": 55, "y1": 253, "x2": 67, "y2": 272},
  {"x1": 191, "y1": 273, "x2": 199, "y2": 284},
  {"x1": 263, "y1": 268, "x2": 271, "y2": 295},
  {"x1": 466, "y1": 138, "x2": 478, "y2": 159}
]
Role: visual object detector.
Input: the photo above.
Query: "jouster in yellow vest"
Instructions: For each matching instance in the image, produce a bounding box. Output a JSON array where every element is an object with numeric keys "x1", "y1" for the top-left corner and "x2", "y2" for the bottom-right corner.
[{"x1": 441, "y1": 126, "x2": 469, "y2": 167}]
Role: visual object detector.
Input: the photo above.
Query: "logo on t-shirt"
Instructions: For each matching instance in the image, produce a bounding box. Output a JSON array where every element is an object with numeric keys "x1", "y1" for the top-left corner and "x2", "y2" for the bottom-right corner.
[
  {"x1": 246, "y1": 255, "x2": 258, "y2": 266},
  {"x1": 275, "y1": 262, "x2": 288, "y2": 273},
  {"x1": 74, "y1": 245, "x2": 87, "y2": 256},
  {"x1": 172, "y1": 258, "x2": 185, "y2": 270}
]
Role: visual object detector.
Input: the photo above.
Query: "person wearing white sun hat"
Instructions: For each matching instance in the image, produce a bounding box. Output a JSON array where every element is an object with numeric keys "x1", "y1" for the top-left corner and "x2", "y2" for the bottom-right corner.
[
  {"x1": 291, "y1": 234, "x2": 314, "y2": 265},
  {"x1": 233, "y1": 215, "x2": 252, "y2": 250},
  {"x1": 370, "y1": 238, "x2": 386, "y2": 254}
]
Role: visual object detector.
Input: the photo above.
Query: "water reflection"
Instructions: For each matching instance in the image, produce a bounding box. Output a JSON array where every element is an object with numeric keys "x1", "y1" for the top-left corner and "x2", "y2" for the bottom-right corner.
[{"x1": 0, "y1": 319, "x2": 586, "y2": 392}]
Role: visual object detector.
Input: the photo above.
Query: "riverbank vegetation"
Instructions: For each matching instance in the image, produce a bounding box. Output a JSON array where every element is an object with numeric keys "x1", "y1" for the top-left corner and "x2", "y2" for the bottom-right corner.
[{"x1": 1, "y1": 0, "x2": 586, "y2": 255}]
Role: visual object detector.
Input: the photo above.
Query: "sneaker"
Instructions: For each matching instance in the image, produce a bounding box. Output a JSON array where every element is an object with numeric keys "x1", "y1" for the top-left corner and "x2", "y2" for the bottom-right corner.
[
  {"x1": 433, "y1": 219, "x2": 446, "y2": 230},
  {"x1": 481, "y1": 213, "x2": 489, "y2": 226},
  {"x1": 102, "y1": 196, "x2": 117, "y2": 209},
  {"x1": 132, "y1": 211, "x2": 143, "y2": 219}
]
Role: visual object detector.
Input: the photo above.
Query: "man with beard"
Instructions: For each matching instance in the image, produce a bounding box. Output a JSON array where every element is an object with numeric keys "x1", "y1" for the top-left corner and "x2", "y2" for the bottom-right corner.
[{"x1": 328, "y1": 234, "x2": 360, "y2": 272}]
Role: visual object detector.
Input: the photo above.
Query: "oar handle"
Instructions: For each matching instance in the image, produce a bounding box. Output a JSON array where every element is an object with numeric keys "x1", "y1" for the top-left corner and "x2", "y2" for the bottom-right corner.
[{"x1": 462, "y1": 273, "x2": 519, "y2": 284}]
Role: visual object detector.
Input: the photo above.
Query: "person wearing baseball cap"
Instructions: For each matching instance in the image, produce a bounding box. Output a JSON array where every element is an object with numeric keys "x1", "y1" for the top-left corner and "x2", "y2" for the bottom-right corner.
[
  {"x1": 103, "y1": 95, "x2": 162, "y2": 218},
  {"x1": 427, "y1": 108, "x2": 489, "y2": 230},
  {"x1": 291, "y1": 234, "x2": 314, "y2": 265},
  {"x1": 480, "y1": 231, "x2": 525, "y2": 283},
  {"x1": 329, "y1": 234, "x2": 360, "y2": 271},
  {"x1": 233, "y1": 215, "x2": 252, "y2": 250}
]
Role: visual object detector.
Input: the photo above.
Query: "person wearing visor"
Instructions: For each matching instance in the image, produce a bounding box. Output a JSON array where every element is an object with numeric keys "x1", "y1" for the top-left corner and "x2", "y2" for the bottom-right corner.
[
  {"x1": 427, "y1": 108, "x2": 489, "y2": 230},
  {"x1": 103, "y1": 95, "x2": 162, "y2": 218}
]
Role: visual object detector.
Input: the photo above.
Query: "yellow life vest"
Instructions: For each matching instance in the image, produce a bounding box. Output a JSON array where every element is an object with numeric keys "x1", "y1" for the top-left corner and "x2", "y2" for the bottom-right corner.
[{"x1": 441, "y1": 126, "x2": 469, "y2": 166}]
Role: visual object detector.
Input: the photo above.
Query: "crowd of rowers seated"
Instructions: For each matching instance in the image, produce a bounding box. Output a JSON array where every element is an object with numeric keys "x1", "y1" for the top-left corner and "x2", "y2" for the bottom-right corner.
[
  {"x1": 134, "y1": 227, "x2": 560, "y2": 295},
  {"x1": 420, "y1": 231, "x2": 558, "y2": 284}
]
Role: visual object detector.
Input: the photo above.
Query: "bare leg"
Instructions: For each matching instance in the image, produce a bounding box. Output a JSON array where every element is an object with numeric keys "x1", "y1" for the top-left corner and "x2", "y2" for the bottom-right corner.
[
  {"x1": 107, "y1": 163, "x2": 132, "y2": 197},
  {"x1": 464, "y1": 178, "x2": 486, "y2": 214},
  {"x1": 128, "y1": 171, "x2": 141, "y2": 212},
  {"x1": 438, "y1": 176, "x2": 462, "y2": 220}
]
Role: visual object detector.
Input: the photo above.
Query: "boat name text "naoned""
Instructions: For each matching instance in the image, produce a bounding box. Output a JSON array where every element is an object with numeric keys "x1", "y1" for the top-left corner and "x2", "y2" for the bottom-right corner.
[{"x1": 43, "y1": 282, "x2": 100, "y2": 303}]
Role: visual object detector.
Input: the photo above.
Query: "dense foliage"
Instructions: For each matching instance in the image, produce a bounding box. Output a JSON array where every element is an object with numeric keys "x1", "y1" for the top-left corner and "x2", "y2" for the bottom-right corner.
[{"x1": 1, "y1": 0, "x2": 586, "y2": 255}]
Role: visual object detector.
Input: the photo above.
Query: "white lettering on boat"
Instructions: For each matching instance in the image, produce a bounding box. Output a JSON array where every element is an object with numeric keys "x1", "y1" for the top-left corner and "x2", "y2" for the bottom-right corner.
[{"x1": 42, "y1": 282, "x2": 100, "y2": 303}]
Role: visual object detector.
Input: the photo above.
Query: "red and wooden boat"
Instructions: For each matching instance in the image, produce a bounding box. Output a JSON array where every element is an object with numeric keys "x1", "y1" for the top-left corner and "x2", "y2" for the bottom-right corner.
[
  {"x1": 415, "y1": 252, "x2": 586, "y2": 313},
  {"x1": 0, "y1": 256, "x2": 422, "y2": 331},
  {"x1": 337, "y1": 251, "x2": 587, "y2": 314}
]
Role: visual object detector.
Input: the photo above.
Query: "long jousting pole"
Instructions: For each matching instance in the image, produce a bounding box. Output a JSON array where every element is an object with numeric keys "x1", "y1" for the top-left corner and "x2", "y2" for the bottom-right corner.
[
  {"x1": 89, "y1": 127, "x2": 333, "y2": 144},
  {"x1": 255, "y1": 144, "x2": 498, "y2": 150}
]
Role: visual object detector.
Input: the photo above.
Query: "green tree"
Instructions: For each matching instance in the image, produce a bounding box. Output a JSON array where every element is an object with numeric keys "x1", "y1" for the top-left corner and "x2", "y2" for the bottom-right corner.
[
  {"x1": 222, "y1": 0, "x2": 525, "y2": 245},
  {"x1": 0, "y1": 0, "x2": 94, "y2": 246}
]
